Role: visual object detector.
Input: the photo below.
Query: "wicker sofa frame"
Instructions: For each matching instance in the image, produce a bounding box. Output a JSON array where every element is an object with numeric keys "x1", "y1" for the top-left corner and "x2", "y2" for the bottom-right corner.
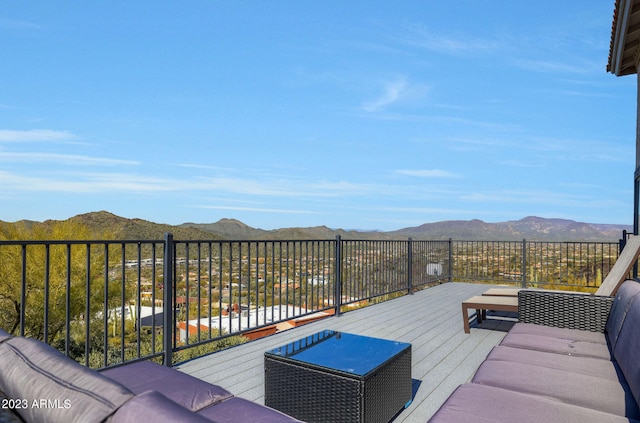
[{"x1": 518, "y1": 289, "x2": 614, "y2": 331}]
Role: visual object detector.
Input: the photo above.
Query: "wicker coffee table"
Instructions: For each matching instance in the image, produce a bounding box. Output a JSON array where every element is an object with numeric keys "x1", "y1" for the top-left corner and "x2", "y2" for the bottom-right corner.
[{"x1": 264, "y1": 330, "x2": 412, "y2": 423}]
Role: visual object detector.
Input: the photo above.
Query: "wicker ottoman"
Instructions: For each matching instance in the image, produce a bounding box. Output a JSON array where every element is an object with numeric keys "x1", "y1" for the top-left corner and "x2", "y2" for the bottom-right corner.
[{"x1": 264, "y1": 330, "x2": 412, "y2": 423}]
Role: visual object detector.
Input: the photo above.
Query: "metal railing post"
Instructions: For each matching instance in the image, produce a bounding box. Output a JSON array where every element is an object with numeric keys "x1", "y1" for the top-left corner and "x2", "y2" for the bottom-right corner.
[
  {"x1": 521, "y1": 239, "x2": 527, "y2": 288},
  {"x1": 20, "y1": 245, "x2": 27, "y2": 337},
  {"x1": 407, "y1": 238, "x2": 413, "y2": 294},
  {"x1": 448, "y1": 238, "x2": 453, "y2": 282},
  {"x1": 621, "y1": 230, "x2": 637, "y2": 279},
  {"x1": 163, "y1": 232, "x2": 174, "y2": 367},
  {"x1": 334, "y1": 235, "x2": 342, "y2": 317}
]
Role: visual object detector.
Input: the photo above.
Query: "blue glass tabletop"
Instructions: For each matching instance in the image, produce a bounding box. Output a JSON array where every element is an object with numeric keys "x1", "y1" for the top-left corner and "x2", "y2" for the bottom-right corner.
[{"x1": 265, "y1": 330, "x2": 411, "y2": 377}]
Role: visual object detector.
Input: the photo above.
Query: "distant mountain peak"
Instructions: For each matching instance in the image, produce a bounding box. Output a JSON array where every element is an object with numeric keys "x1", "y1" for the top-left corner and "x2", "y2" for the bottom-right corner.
[{"x1": 214, "y1": 218, "x2": 252, "y2": 228}]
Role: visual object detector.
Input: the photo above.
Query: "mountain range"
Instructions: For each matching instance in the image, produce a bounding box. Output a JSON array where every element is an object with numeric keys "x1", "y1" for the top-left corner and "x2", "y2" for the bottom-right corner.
[
  {"x1": 390, "y1": 217, "x2": 631, "y2": 241},
  {"x1": 1, "y1": 211, "x2": 632, "y2": 242}
]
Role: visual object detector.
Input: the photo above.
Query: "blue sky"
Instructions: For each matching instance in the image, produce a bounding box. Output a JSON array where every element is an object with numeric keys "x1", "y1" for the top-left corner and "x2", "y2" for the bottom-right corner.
[{"x1": 0, "y1": 1, "x2": 635, "y2": 231}]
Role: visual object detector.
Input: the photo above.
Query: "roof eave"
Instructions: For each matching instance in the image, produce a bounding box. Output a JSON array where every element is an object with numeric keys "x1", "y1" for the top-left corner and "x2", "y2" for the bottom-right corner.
[{"x1": 609, "y1": 0, "x2": 635, "y2": 76}]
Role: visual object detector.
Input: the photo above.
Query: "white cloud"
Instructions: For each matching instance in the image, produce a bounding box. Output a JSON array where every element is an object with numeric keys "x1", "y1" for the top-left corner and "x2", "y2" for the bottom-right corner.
[
  {"x1": 0, "y1": 171, "x2": 180, "y2": 193},
  {"x1": 309, "y1": 180, "x2": 381, "y2": 195},
  {"x1": 0, "y1": 152, "x2": 139, "y2": 166},
  {"x1": 0, "y1": 161, "x2": 421, "y2": 212},
  {"x1": 0, "y1": 129, "x2": 76, "y2": 143},
  {"x1": 396, "y1": 169, "x2": 460, "y2": 178},
  {"x1": 496, "y1": 159, "x2": 547, "y2": 168},
  {"x1": 0, "y1": 18, "x2": 44, "y2": 32},
  {"x1": 513, "y1": 59, "x2": 595, "y2": 75},
  {"x1": 397, "y1": 25, "x2": 502, "y2": 55},
  {"x1": 362, "y1": 78, "x2": 409, "y2": 112}
]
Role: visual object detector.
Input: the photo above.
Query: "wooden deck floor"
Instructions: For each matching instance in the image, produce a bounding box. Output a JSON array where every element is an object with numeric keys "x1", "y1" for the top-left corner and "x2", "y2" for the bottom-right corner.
[{"x1": 177, "y1": 282, "x2": 516, "y2": 422}]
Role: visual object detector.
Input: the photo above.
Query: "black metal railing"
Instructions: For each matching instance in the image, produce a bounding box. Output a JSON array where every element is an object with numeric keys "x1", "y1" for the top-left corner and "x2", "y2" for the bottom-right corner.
[
  {"x1": 450, "y1": 239, "x2": 620, "y2": 289},
  {"x1": 0, "y1": 235, "x2": 623, "y2": 369}
]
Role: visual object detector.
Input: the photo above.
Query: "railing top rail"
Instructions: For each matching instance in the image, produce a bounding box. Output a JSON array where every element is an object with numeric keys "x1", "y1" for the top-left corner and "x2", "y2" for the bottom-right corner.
[
  {"x1": 449, "y1": 238, "x2": 619, "y2": 242},
  {"x1": 0, "y1": 239, "x2": 166, "y2": 246},
  {"x1": 525, "y1": 240, "x2": 619, "y2": 244},
  {"x1": 337, "y1": 240, "x2": 457, "y2": 245},
  {"x1": 172, "y1": 238, "x2": 339, "y2": 243}
]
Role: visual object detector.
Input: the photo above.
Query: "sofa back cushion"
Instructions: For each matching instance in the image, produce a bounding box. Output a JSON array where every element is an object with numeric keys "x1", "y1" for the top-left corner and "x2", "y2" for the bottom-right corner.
[
  {"x1": 606, "y1": 280, "x2": 640, "y2": 350},
  {"x1": 111, "y1": 390, "x2": 212, "y2": 423},
  {"x1": 0, "y1": 329, "x2": 11, "y2": 343},
  {"x1": 613, "y1": 289, "x2": 640, "y2": 408},
  {"x1": 101, "y1": 360, "x2": 233, "y2": 412},
  {"x1": 0, "y1": 337, "x2": 134, "y2": 423}
]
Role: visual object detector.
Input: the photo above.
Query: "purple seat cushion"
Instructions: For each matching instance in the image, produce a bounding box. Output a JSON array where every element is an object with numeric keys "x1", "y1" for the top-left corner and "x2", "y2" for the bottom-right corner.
[
  {"x1": 101, "y1": 360, "x2": 232, "y2": 412},
  {"x1": 112, "y1": 390, "x2": 213, "y2": 423},
  {"x1": 485, "y1": 345, "x2": 623, "y2": 380},
  {"x1": 507, "y1": 322, "x2": 607, "y2": 344},
  {"x1": 198, "y1": 397, "x2": 303, "y2": 423},
  {"x1": 500, "y1": 326, "x2": 611, "y2": 359},
  {"x1": 428, "y1": 383, "x2": 640, "y2": 423},
  {"x1": 605, "y1": 281, "x2": 640, "y2": 349},
  {"x1": 472, "y1": 360, "x2": 639, "y2": 418},
  {"x1": 0, "y1": 337, "x2": 133, "y2": 423},
  {"x1": 0, "y1": 329, "x2": 11, "y2": 342}
]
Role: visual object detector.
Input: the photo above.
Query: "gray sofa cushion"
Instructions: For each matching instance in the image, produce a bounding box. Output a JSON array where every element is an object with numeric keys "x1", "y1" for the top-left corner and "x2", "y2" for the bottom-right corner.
[
  {"x1": 0, "y1": 409, "x2": 23, "y2": 423},
  {"x1": 429, "y1": 383, "x2": 640, "y2": 423},
  {"x1": 606, "y1": 280, "x2": 640, "y2": 349},
  {"x1": 0, "y1": 329, "x2": 11, "y2": 343},
  {"x1": 500, "y1": 325, "x2": 611, "y2": 359},
  {"x1": 485, "y1": 345, "x2": 624, "y2": 380},
  {"x1": 472, "y1": 359, "x2": 639, "y2": 418},
  {"x1": 101, "y1": 360, "x2": 232, "y2": 412},
  {"x1": 613, "y1": 286, "x2": 640, "y2": 408},
  {"x1": 507, "y1": 322, "x2": 607, "y2": 343},
  {"x1": 111, "y1": 390, "x2": 213, "y2": 423},
  {"x1": 0, "y1": 337, "x2": 133, "y2": 423},
  {"x1": 0, "y1": 389, "x2": 25, "y2": 423},
  {"x1": 198, "y1": 397, "x2": 303, "y2": 423}
]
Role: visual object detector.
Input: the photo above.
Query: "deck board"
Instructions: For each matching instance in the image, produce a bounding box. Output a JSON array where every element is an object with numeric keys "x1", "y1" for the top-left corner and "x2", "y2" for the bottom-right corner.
[{"x1": 177, "y1": 282, "x2": 515, "y2": 422}]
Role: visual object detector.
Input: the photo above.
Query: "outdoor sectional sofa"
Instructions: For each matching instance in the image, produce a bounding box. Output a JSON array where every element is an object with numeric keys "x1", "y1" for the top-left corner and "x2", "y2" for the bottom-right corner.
[
  {"x1": 429, "y1": 279, "x2": 640, "y2": 423},
  {"x1": 0, "y1": 328, "x2": 301, "y2": 423}
]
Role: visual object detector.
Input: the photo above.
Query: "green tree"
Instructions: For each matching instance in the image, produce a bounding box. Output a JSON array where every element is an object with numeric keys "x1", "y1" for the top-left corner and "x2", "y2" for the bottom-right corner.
[{"x1": 0, "y1": 221, "x2": 117, "y2": 346}]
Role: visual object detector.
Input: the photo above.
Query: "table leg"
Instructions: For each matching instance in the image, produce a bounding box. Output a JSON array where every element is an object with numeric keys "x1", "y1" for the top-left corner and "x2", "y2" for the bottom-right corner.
[{"x1": 462, "y1": 303, "x2": 471, "y2": 334}]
